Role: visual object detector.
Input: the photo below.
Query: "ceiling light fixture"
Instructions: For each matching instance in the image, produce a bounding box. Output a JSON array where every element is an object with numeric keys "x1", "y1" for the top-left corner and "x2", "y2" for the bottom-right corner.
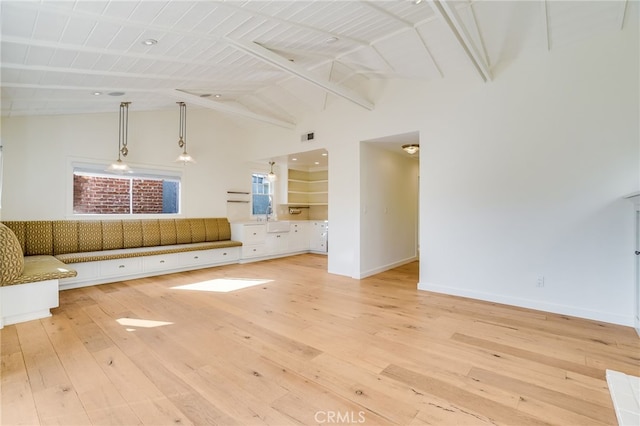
[
  {"x1": 402, "y1": 144, "x2": 420, "y2": 155},
  {"x1": 325, "y1": 36, "x2": 339, "y2": 44},
  {"x1": 106, "y1": 102, "x2": 133, "y2": 173},
  {"x1": 267, "y1": 161, "x2": 277, "y2": 181},
  {"x1": 142, "y1": 39, "x2": 158, "y2": 46},
  {"x1": 92, "y1": 91, "x2": 102, "y2": 96},
  {"x1": 175, "y1": 102, "x2": 196, "y2": 164}
]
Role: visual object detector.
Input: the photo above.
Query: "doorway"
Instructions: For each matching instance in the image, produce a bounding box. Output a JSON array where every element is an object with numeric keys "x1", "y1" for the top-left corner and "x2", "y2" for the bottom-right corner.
[{"x1": 358, "y1": 131, "x2": 420, "y2": 280}]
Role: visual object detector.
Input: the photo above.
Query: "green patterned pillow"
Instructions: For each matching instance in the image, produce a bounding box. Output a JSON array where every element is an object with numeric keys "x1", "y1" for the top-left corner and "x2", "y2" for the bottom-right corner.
[{"x1": 0, "y1": 223, "x2": 24, "y2": 285}]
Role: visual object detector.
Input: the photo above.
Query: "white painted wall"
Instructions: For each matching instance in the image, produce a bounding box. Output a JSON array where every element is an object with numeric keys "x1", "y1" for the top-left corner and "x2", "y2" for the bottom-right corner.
[
  {"x1": 359, "y1": 143, "x2": 419, "y2": 278},
  {"x1": 417, "y1": 28, "x2": 639, "y2": 326},
  {"x1": 0, "y1": 108, "x2": 251, "y2": 220}
]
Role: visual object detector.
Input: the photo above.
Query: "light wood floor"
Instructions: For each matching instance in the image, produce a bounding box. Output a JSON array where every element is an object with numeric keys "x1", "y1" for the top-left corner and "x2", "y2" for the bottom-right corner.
[{"x1": 2, "y1": 254, "x2": 639, "y2": 425}]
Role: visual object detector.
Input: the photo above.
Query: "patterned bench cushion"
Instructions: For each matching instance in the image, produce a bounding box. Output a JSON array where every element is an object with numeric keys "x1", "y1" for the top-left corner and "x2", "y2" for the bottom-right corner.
[
  {"x1": 0, "y1": 223, "x2": 24, "y2": 285},
  {"x1": 6, "y1": 255, "x2": 77, "y2": 286}
]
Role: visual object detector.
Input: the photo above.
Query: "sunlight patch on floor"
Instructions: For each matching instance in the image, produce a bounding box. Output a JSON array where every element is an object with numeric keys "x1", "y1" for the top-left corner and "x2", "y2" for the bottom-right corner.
[
  {"x1": 116, "y1": 317, "x2": 174, "y2": 331},
  {"x1": 171, "y1": 278, "x2": 273, "y2": 293}
]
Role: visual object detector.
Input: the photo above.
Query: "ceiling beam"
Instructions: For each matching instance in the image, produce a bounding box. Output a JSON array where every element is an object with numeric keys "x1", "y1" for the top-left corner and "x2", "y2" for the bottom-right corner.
[
  {"x1": 428, "y1": 0, "x2": 492, "y2": 82},
  {"x1": 169, "y1": 90, "x2": 296, "y2": 130},
  {"x1": 224, "y1": 37, "x2": 375, "y2": 111},
  {"x1": 359, "y1": 1, "x2": 442, "y2": 78}
]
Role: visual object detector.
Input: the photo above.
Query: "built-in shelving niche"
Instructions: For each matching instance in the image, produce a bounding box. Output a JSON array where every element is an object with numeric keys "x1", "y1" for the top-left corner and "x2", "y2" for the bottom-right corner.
[{"x1": 286, "y1": 169, "x2": 328, "y2": 206}]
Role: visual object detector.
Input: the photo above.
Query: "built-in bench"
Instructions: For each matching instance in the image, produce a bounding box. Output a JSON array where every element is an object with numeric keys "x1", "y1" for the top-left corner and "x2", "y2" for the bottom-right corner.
[{"x1": 0, "y1": 218, "x2": 242, "y2": 328}]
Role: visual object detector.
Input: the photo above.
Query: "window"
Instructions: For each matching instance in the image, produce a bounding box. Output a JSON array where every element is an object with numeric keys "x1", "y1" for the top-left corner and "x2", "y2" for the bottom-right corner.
[
  {"x1": 72, "y1": 166, "x2": 181, "y2": 215},
  {"x1": 252, "y1": 173, "x2": 273, "y2": 216}
]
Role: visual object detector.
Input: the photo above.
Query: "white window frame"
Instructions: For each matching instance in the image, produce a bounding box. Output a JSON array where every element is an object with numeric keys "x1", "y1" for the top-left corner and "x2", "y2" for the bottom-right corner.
[{"x1": 251, "y1": 171, "x2": 274, "y2": 219}]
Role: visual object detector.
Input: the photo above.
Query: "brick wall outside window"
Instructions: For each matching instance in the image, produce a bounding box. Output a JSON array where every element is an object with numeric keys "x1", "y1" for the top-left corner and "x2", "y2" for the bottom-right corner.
[{"x1": 73, "y1": 175, "x2": 165, "y2": 214}]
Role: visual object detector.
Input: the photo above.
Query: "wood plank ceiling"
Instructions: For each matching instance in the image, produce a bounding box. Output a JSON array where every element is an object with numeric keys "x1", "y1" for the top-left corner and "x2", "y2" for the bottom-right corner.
[{"x1": 0, "y1": 0, "x2": 633, "y2": 127}]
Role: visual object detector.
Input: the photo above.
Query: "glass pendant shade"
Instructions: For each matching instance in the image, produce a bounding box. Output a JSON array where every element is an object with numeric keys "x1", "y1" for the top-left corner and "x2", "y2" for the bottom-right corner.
[{"x1": 106, "y1": 158, "x2": 132, "y2": 173}]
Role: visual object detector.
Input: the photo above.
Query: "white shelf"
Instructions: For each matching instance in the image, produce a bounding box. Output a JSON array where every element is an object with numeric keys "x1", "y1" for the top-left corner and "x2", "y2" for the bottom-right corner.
[
  {"x1": 288, "y1": 179, "x2": 328, "y2": 183},
  {"x1": 283, "y1": 203, "x2": 327, "y2": 206},
  {"x1": 287, "y1": 168, "x2": 328, "y2": 207},
  {"x1": 288, "y1": 191, "x2": 328, "y2": 195}
]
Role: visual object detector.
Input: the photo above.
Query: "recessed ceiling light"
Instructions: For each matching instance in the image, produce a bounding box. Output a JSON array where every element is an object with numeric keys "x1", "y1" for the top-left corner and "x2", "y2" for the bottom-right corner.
[
  {"x1": 92, "y1": 91, "x2": 102, "y2": 96},
  {"x1": 414, "y1": 0, "x2": 423, "y2": 4},
  {"x1": 214, "y1": 94, "x2": 222, "y2": 98},
  {"x1": 108, "y1": 92, "x2": 126, "y2": 96},
  {"x1": 314, "y1": 161, "x2": 320, "y2": 165},
  {"x1": 142, "y1": 39, "x2": 158, "y2": 46},
  {"x1": 292, "y1": 158, "x2": 298, "y2": 161},
  {"x1": 321, "y1": 152, "x2": 328, "y2": 156},
  {"x1": 325, "y1": 36, "x2": 339, "y2": 44},
  {"x1": 402, "y1": 144, "x2": 420, "y2": 154}
]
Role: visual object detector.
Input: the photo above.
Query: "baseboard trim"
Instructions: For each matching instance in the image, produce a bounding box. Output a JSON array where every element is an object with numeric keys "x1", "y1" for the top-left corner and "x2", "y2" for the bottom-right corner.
[
  {"x1": 418, "y1": 281, "x2": 634, "y2": 327},
  {"x1": 357, "y1": 256, "x2": 418, "y2": 279}
]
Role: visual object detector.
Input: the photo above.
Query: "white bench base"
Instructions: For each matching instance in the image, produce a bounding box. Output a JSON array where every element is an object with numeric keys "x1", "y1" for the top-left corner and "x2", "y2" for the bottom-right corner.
[
  {"x1": 59, "y1": 247, "x2": 241, "y2": 290},
  {"x1": 0, "y1": 279, "x2": 59, "y2": 329}
]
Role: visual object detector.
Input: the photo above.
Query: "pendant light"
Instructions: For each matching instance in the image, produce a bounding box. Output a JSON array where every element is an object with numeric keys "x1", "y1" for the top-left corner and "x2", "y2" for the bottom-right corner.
[
  {"x1": 267, "y1": 161, "x2": 277, "y2": 181},
  {"x1": 106, "y1": 102, "x2": 132, "y2": 173},
  {"x1": 175, "y1": 102, "x2": 196, "y2": 164}
]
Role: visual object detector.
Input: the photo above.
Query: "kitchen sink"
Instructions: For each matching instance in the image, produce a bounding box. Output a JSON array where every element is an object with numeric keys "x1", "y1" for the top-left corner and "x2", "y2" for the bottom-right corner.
[{"x1": 266, "y1": 220, "x2": 291, "y2": 233}]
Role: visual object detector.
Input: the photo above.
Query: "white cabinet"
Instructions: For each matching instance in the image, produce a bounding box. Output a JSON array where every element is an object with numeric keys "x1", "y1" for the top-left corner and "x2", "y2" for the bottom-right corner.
[
  {"x1": 289, "y1": 222, "x2": 309, "y2": 252},
  {"x1": 243, "y1": 244, "x2": 268, "y2": 259},
  {"x1": 231, "y1": 223, "x2": 267, "y2": 260},
  {"x1": 266, "y1": 232, "x2": 289, "y2": 255},
  {"x1": 232, "y1": 221, "x2": 326, "y2": 261},
  {"x1": 309, "y1": 221, "x2": 328, "y2": 253}
]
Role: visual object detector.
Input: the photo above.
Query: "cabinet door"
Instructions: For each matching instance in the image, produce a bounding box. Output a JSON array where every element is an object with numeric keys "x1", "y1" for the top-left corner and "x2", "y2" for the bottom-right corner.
[
  {"x1": 289, "y1": 222, "x2": 309, "y2": 252},
  {"x1": 310, "y1": 222, "x2": 328, "y2": 252},
  {"x1": 266, "y1": 232, "x2": 289, "y2": 255}
]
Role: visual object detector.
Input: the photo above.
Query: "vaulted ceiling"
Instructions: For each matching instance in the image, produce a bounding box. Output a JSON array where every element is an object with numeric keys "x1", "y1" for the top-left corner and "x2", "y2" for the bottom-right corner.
[{"x1": 1, "y1": 1, "x2": 634, "y2": 128}]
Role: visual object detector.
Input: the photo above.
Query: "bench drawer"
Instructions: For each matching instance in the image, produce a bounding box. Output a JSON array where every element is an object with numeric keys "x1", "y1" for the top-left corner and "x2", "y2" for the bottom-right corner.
[
  {"x1": 143, "y1": 254, "x2": 178, "y2": 272},
  {"x1": 211, "y1": 247, "x2": 240, "y2": 262},
  {"x1": 100, "y1": 258, "x2": 142, "y2": 277}
]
